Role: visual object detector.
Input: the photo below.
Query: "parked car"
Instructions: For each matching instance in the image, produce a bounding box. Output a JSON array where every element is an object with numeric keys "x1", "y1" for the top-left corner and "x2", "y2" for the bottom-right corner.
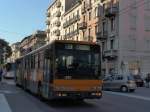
[
  {"x1": 103, "y1": 74, "x2": 136, "y2": 92},
  {"x1": 133, "y1": 75, "x2": 144, "y2": 87}
]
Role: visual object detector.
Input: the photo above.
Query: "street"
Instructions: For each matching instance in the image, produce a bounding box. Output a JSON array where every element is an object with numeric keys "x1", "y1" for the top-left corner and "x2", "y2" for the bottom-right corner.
[{"x1": 0, "y1": 79, "x2": 149, "y2": 112}]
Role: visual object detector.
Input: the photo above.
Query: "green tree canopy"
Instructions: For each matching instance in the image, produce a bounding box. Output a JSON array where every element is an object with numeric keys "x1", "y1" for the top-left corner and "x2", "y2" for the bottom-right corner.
[{"x1": 0, "y1": 38, "x2": 12, "y2": 64}]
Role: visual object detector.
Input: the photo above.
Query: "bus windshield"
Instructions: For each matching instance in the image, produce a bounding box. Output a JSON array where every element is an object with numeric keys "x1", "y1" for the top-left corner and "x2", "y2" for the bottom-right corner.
[{"x1": 55, "y1": 44, "x2": 101, "y2": 79}]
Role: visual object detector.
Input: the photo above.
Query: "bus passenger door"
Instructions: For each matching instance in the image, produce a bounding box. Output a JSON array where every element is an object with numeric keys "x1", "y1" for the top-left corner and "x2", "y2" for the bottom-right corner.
[{"x1": 42, "y1": 52, "x2": 53, "y2": 99}]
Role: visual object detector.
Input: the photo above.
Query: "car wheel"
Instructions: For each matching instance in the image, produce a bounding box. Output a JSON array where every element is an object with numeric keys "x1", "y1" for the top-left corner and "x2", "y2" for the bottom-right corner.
[{"x1": 120, "y1": 86, "x2": 128, "y2": 92}]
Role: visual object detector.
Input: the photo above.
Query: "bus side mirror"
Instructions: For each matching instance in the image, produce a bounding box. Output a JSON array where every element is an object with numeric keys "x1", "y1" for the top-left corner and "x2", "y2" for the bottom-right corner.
[{"x1": 44, "y1": 49, "x2": 52, "y2": 59}]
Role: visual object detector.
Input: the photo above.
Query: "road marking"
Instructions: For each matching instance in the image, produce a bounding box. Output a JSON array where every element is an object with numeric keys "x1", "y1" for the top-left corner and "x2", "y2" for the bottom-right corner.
[
  {"x1": 104, "y1": 91, "x2": 150, "y2": 102},
  {"x1": 0, "y1": 94, "x2": 12, "y2": 112}
]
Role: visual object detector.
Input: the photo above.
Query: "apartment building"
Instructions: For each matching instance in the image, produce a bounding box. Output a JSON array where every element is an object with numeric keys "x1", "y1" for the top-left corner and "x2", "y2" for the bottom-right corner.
[
  {"x1": 101, "y1": 0, "x2": 150, "y2": 76},
  {"x1": 46, "y1": 0, "x2": 102, "y2": 42},
  {"x1": 46, "y1": 0, "x2": 79, "y2": 43},
  {"x1": 20, "y1": 30, "x2": 46, "y2": 56},
  {"x1": 62, "y1": 2, "x2": 81, "y2": 41},
  {"x1": 8, "y1": 42, "x2": 20, "y2": 63},
  {"x1": 80, "y1": 0, "x2": 102, "y2": 42}
]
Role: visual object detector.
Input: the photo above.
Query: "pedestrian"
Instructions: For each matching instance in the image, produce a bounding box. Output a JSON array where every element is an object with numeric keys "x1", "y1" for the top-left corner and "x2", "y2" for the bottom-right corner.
[{"x1": 145, "y1": 73, "x2": 150, "y2": 88}]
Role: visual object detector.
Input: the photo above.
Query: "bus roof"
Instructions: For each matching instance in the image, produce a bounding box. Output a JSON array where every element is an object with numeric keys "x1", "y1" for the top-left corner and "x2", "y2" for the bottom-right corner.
[{"x1": 17, "y1": 40, "x2": 99, "y2": 60}]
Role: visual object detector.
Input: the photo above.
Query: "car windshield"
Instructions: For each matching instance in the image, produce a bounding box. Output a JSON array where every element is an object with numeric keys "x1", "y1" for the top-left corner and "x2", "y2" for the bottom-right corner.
[{"x1": 55, "y1": 49, "x2": 100, "y2": 79}]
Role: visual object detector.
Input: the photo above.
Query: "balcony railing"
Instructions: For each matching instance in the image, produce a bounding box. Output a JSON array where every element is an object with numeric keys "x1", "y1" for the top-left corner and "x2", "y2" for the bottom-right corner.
[
  {"x1": 105, "y1": 6, "x2": 118, "y2": 17},
  {"x1": 46, "y1": 20, "x2": 50, "y2": 25},
  {"x1": 69, "y1": 15, "x2": 80, "y2": 24},
  {"x1": 63, "y1": 21, "x2": 69, "y2": 28},
  {"x1": 55, "y1": 11, "x2": 61, "y2": 17},
  {"x1": 81, "y1": 7, "x2": 86, "y2": 14},
  {"x1": 55, "y1": 29, "x2": 60, "y2": 36},
  {"x1": 46, "y1": 29, "x2": 50, "y2": 33},
  {"x1": 103, "y1": 49, "x2": 118, "y2": 59},
  {"x1": 87, "y1": 3, "x2": 92, "y2": 10},
  {"x1": 96, "y1": 31, "x2": 107, "y2": 40},
  {"x1": 55, "y1": 20, "x2": 61, "y2": 27},
  {"x1": 63, "y1": 15, "x2": 80, "y2": 28},
  {"x1": 64, "y1": 30, "x2": 79, "y2": 39},
  {"x1": 56, "y1": 1, "x2": 61, "y2": 8},
  {"x1": 79, "y1": 22, "x2": 87, "y2": 30},
  {"x1": 46, "y1": 12, "x2": 51, "y2": 17}
]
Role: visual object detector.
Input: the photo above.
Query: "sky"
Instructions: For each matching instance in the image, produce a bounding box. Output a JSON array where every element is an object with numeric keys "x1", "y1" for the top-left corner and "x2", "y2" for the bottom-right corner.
[{"x1": 0, "y1": 0, "x2": 52, "y2": 44}]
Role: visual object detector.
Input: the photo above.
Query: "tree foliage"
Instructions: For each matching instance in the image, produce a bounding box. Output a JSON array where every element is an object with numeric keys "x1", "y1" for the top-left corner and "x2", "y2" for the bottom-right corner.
[{"x1": 0, "y1": 38, "x2": 12, "y2": 58}]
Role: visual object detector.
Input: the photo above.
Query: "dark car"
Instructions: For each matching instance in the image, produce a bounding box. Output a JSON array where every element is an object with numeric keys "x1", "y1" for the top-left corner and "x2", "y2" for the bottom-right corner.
[{"x1": 133, "y1": 75, "x2": 144, "y2": 87}]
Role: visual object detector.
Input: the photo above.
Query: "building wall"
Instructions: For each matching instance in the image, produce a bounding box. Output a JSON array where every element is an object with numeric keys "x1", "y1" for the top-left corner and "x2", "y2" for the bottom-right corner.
[
  {"x1": 62, "y1": 3, "x2": 82, "y2": 41},
  {"x1": 46, "y1": 0, "x2": 102, "y2": 43},
  {"x1": 101, "y1": 0, "x2": 150, "y2": 76},
  {"x1": 119, "y1": 0, "x2": 150, "y2": 76}
]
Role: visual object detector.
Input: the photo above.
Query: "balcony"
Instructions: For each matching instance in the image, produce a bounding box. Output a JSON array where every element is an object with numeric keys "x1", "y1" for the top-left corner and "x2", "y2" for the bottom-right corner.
[
  {"x1": 105, "y1": 7, "x2": 118, "y2": 18},
  {"x1": 55, "y1": 29, "x2": 60, "y2": 36},
  {"x1": 79, "y1": 22, "x2": 87, "y2": 30},
  {"x1": 46, "y1": 12, "x2": 51, "y2": 17},
  {"x1": 96, "y1": 31, "x2": 107, "y2": 40},
  {"x1": 81, "y1": 7, "x2": 86, "y2": 14},
  {"x1": 103, "y1": 50, "x2": 118, "y2": 59},
  {"x1": 56, "y1": 1, "x2": 61, "y2": 8},
  {"x1": 70, "y1": 30, "x2": 79, "y2": 37},
  {"x1": 63, "y1": 21, "x2": 69, "y2": 28},
  {"x1": 69, "y1": 15, "x2": 80, "y2": 24},
  {"x1": 103, "y1": 31, "x2": 108, "y2": 38},
  {"x1": 46, "y1": 20, "x2": 50, "y2": 25},
  {"x1": 46, "y1": 29, "x2": 50, "y2": 33},
  {"x1": 55, "y1": 20, "x2": 61, "y2": 27},
  {"x1": 55, "y1": 11, "x2": 61, "y2": 17},
  {"x1": 87, "y1": 3, "x2": 92, "y2": 10}
]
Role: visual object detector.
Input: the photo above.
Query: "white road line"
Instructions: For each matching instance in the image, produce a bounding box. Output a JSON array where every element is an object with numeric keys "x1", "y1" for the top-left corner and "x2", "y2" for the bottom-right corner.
[
  {"x1": 0, "y1": 94, "x2": 12, "y2": 112},
  {"x1": 104, "y1": 91, "x2": 150, "y2": 102}
]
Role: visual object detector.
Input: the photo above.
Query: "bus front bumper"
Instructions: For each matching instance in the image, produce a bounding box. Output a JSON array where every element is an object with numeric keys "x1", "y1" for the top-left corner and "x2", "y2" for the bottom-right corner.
[{"x1": 52, "y1": 91, "x2": 102, "y2": 99}]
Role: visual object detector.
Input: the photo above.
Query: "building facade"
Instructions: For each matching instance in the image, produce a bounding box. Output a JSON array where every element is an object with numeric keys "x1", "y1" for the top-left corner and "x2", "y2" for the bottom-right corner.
[
  {"x1": 46, "y1": 0, "x2": 80, "y2": 43},
  {"x1": 20, "y1": 30, "x2": 46, "y2": 56},
  {"x1": 8, "y1": 42, "x2": 20, "y2": 63},
  {"x1": 46, "y1": 0, "x2": 102, "y2": 43},
  {"x1": 101, "y1": 0, "x2": 150, "y2": 77}
]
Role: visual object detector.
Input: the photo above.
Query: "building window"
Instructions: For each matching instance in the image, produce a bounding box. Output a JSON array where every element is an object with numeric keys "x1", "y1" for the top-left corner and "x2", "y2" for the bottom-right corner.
[
  {"x1": 89, "y1": 12, "x2": 91, "y2": 21},
  {"x1": 144, "y1": 16, "x2": 150, "y2": 31},
  {"x1": 110, "y1": 40, "x2": 114, "y2": 49},
  {"x1": 95, "y1": 7, "x2": 98, "y2": 18},
  {"x1": 84, "y1": 15, "x2": 86, "y2": 21},
  {"x1": 145, "y1": 0, "x2": 150, "y2": 10},
  {"x1": 88, "y1": 28, "x2": 91, "y2": 37},
  {"x1": 95, "y1": 25, "x2": 98, "y2": 34},
  {"x1": 111, "y1": 18, "x2": 115, "y2": 31}
]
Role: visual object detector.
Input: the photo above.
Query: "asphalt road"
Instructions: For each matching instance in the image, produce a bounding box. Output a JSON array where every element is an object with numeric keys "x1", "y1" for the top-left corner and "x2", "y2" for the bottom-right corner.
[{"x1": 0, "y1": 79, "x2": 150, "y2": 112}]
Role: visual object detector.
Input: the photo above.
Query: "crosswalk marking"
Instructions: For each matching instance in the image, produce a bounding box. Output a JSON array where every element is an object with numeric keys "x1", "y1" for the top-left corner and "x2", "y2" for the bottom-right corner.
[
  {"x1": 104, "y1": 91, "x2": 150, "y2": 102},
  {"x1": 0, "y1": 94, "x2": 12, "y2": 112}
]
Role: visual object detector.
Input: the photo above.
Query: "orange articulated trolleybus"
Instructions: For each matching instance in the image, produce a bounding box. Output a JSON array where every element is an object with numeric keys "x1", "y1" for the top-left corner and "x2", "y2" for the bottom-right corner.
[{"x1": 15, "y1": 40, "x2": 103, "y2": 100}]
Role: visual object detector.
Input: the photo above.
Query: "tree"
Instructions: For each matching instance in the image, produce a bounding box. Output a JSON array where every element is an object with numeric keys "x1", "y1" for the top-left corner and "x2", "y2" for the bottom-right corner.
[{"x1": 0, "y1": 38, "x2": 12, "y2": 64}]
